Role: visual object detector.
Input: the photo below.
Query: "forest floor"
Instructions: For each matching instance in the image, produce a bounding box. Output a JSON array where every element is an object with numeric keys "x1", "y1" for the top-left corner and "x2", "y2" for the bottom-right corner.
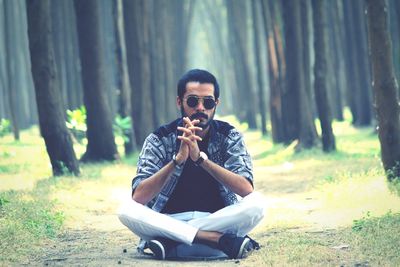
[{"x1": 1, "y1": 118, "x2": 400, "y2": 266}]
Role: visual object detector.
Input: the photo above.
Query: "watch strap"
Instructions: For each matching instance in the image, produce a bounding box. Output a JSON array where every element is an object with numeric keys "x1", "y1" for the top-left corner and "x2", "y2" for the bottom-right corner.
[
  {"x1": 172, "y1": 154, "x2": 184, "y2": 168},
  {"x1": 194, "y1": 152, "x2": 207, "y2": 166}
]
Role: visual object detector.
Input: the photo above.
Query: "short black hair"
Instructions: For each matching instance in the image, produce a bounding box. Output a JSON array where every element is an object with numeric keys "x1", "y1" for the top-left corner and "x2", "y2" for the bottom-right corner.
[{"x1": 177, "y1": 69, "x2": 220, "y2": 100}]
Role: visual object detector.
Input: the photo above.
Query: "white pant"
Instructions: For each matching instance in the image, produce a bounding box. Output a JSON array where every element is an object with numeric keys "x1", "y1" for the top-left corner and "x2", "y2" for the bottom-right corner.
[{"x1": 118, "y1": 192, "x2": 265, "y2": 245}]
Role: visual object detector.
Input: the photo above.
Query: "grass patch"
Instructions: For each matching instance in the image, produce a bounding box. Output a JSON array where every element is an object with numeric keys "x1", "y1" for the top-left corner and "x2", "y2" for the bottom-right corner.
[
  {"x1": 0, "y1": 190, "x2": 64, "y2": 262},
  {"x1": 348, "y1": 211, "x2": 400, "y2": 264},
  {"x1": 250, "y1": 212, "x2": 400, "y2": 266},
  {"x1": 248, "y1": 211, "x2": 400, "y2": 266}
]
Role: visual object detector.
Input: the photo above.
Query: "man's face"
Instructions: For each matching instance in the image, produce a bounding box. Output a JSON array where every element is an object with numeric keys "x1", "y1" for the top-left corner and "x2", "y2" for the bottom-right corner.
[{"x1": 177, "y1": 81, "x2": 219, "y2": 130}]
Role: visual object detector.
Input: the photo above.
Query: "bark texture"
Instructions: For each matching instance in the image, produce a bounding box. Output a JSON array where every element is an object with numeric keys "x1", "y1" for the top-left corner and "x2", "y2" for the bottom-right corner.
[
  {"x1": 366, "y1": 0, "x2": 400, "y2": 179},
  {"x1": 74, "y1": 0, "x2": 119, "y2": 162},
  {"x1": 27, "y1": 0, "x2": 80, "y2": 176}
]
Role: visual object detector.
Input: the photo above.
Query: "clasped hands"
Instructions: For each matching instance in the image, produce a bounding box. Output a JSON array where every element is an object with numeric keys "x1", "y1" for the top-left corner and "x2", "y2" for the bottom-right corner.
[{"x1": 174, "y1": 117, "x2": 203, "y2": 165}]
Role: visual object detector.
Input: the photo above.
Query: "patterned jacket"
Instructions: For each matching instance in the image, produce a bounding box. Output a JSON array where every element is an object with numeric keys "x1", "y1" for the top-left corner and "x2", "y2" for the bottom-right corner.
[{"x1": 132, "y1": 118, "x2": 254, "y2": 212}]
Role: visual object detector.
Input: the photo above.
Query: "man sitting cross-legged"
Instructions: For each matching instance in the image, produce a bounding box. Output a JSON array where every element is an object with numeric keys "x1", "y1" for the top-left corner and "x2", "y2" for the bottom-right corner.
[{"x1": 118, "y1": 69, "x2": 265, "y2": 260}]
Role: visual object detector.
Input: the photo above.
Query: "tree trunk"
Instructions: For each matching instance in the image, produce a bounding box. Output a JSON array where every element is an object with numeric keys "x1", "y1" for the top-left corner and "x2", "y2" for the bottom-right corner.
[
  {"x1": 262, "y1": 0, "x2": 286, "y2": 143},
  {"x1": 226, "y1": 0, "x2": 258, "y2": 129},
  {"x1": 366, "y1": 0, "x2": 400, "y2": 180},
  {"x1": 112, "y1": 0, "x2": 135, "y2": 155},
  {"x1": 312, "y1": 0, "x2": 336, "y2": 152},
  {"x1": 4, "y1": 0, "x2": 20, "y2": 140},
  {"x1": 282, "y1": 0, "x2": 318, "y2": 148},
  {"x1": 352, "y1": 0, "x2": 372, "y2": 126},
  {"x1": 123, "y1": 0, "x2": 156, "y2": 147},
  {"x1": 26, "y1": 0, "x2": 80, "y2": 176},
  {"x1": 343, "y1": 0, "x2": 371, "y2": 126},
  {"x1": 391, "y1": 0, "x2": 400, "y2": 83},
  {"x1": 329, "y1": 0, "x2": 345, "y2": 121},
  {"x1": 0, "y1": 0, "x2": 7, "y2": 121},
  {"x1": 251, "y1": 0, "x2": 267, "y2": 136},
  {"x1": 74, "y1": 0, "x2": 119, "y2": 162},
  {"x1": 300, "y1": 0, "x2": 314, "y2": 113},
  {"x1": 65, "y1": 0, "x2": 83, "y2": 109}
]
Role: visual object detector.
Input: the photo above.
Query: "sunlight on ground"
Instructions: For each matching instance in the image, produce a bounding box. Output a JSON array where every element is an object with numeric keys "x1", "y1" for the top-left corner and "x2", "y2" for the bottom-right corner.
[
  {"x1": 262, "y1": 176, "x2": 400, "y2": 230},
  {"x1": 307, "y1": 174, "x2": 400, "y2": 228},
  {"x1": 48, "y1": 163, "x2": 134, "y2": 232},
  {"x1": 0, "y1": 128, "x2": 52, "y2": 191}
]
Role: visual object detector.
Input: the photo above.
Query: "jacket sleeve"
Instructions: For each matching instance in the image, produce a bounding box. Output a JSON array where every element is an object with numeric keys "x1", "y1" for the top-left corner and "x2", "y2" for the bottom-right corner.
[
  {"x1": 223, "y1": 129, "x2": 254, "y2": 187},
  {"x1": 131, "y1": 133, "x2": 166, "y2": 193}
]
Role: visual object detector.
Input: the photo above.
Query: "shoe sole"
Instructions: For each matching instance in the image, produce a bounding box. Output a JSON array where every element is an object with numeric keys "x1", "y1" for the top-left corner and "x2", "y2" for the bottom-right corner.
[
  {"x1": 148, "y1": 240, "x2": 165, "y2": 260},
  {"x1": 237, "y1": 237, "x2": 252, "y2": 259}
]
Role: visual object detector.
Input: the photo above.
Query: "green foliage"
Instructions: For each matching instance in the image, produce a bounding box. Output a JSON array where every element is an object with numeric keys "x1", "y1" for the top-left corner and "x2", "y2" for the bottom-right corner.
[
  {"x1": 113, "y1": 115, "x2": 132, "y2": 142},
  {"x1": 0, "y1": 118, "x2": 11, "y2": 137},
  {"x1": 66, "y1": 106, "x2": 87, "y2": 143},
  {"x1": 388, "y1": 178, "x2": 400, "y2": 197},
  {"x1": 352, "y1": 211, "x2": 400, "y2": 233},
  {"x1": 352, "y1": 211, "x2": 372, "y2": 231},
  {"x1": 66, "y1": 106, "x2": 133, "y2": 144},
  {"x1": 0, "y1": 196, "x2": 10, "y2": 207},
  {"x1": 386, "y1": 162, "x2": 400, "y2": 181}
]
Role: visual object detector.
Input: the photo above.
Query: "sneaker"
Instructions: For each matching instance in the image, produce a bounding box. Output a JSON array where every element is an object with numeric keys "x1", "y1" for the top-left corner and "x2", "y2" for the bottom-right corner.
[
  {"x1": 218, "y1": 233, "x2": 254, "y2": 259},
  {"x1": 147, "y1": 238, "x2": 177, "y2": 260},
  {"x1": 148, "y1": 239, "x2": 166, "y2": 260},
  {"x1": 246, "y1": 235, "x2": 260, "y2": 250}
]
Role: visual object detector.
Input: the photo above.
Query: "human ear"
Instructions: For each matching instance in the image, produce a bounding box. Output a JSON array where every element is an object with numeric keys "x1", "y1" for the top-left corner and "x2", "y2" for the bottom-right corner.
[{"x1": 176, "y1": 96, "x2": 182, "y2": 107}]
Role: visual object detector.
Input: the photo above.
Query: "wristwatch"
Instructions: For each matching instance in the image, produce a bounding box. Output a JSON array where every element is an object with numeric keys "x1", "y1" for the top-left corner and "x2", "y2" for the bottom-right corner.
[
  {"x1": 172, "y1": 154, "x2": 185, "y2": 168},
  {"x1": 194, "y1": 151, "x2": 208, "y2": 166}
]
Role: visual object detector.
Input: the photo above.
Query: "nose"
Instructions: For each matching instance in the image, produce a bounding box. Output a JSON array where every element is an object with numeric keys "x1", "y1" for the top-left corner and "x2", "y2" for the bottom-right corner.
[{"x1": 196, "y1": 99, "x2": 205, "y2": 111}]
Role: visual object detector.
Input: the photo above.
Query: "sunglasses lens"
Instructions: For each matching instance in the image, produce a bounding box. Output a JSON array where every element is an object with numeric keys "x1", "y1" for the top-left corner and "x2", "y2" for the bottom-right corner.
[
  {"x1": 204, "y1": 98, "x2": 216, "y2": 109},
  {"x1": 186, "y1": 96, "x2": 198, "y2": 108}
]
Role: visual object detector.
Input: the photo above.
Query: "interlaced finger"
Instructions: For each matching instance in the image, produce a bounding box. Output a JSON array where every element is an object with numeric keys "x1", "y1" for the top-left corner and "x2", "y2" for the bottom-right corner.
[{"x1": 177, "y1": 135, "x2": 202, "y2": 143}]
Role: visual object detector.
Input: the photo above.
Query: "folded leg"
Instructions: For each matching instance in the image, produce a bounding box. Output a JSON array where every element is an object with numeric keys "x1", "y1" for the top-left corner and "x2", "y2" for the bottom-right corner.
[{"x1": 118, "y1": 199, "x2": 198, "y2": 245}]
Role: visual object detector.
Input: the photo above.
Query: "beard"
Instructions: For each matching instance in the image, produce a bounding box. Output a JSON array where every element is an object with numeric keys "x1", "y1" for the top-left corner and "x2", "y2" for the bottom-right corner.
[{"x1": 180, "y1": 105, "x2": 215, "y2": 129}]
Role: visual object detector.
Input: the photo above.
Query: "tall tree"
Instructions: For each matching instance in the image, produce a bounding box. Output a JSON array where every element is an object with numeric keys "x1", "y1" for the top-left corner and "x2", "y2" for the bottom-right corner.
[
  {"x1": 51, "y1": 0, "x2": 83, "y2": 111},
  {"x1": 112, "y1": 0, "x2": 136, "y2": 155},
  {"x1": 352, "y1": 0, "x2": 372, "y2": 126},
  {"x1": 4, "y1": 0, "x2": 20, "y2": 140},
  {"x1": 26, "y1": 0, "x2": 80, "y2": 176},
  {"x1": 123, "y1": 0, "x2": 155, "y2": 146},
  {"x1": 226, "y1": 0, "x2": 258, "y2": 129},
  {"x1": 328, "y1": 0, "x2": 345, "y2": 121},
  {"x1": 366, "y1": 0, "x2": 400, "y2": 180},
  {"x1": 312, "y1": 0, "x2": 336, "y2": 152},
  {"x1": 391, "y1": 0, "x2": 400, "y2": 82},
  {"x1": 74, "y1": 0, "x2": 119, "y2": 162},
  {"x1": 251, "y1": 0, "x2": 268, "y2": 136},
  {"x1": 343, "y1": 0, "x2": 373, "y2": 126},
  {"x1": 300, "y1": 0, "x2": 313, "y2": 111},
  {"x1": 261, "y1": 0, "x2": 286, "y2": 143},
  {"x1": 282, "y1": 0, "x2": 318, "y2": 148}
]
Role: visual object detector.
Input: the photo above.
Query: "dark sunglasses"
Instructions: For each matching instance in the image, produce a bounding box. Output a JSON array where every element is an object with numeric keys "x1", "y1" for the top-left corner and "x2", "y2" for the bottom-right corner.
[{"x1": 185, "y1": 96, "x2": 216, "y2": 110}]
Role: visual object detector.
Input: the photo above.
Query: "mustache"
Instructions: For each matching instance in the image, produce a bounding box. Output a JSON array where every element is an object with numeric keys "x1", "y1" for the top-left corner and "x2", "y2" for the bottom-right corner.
[{"x1": 190, "y1": 112, "x2": 208, "y2": 121}]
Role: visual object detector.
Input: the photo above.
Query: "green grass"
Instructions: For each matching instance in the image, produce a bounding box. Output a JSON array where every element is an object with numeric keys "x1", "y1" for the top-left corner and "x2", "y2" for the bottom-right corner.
[
  {"x1": 0, "y1": 189, "x2": 64, "y2": 262},
  {"x1": 251, "y1": 211, "x2": 400, "y2": 266},
  {"x1": 1, "y1": 117, "x2": 400, "y2": 265}
]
